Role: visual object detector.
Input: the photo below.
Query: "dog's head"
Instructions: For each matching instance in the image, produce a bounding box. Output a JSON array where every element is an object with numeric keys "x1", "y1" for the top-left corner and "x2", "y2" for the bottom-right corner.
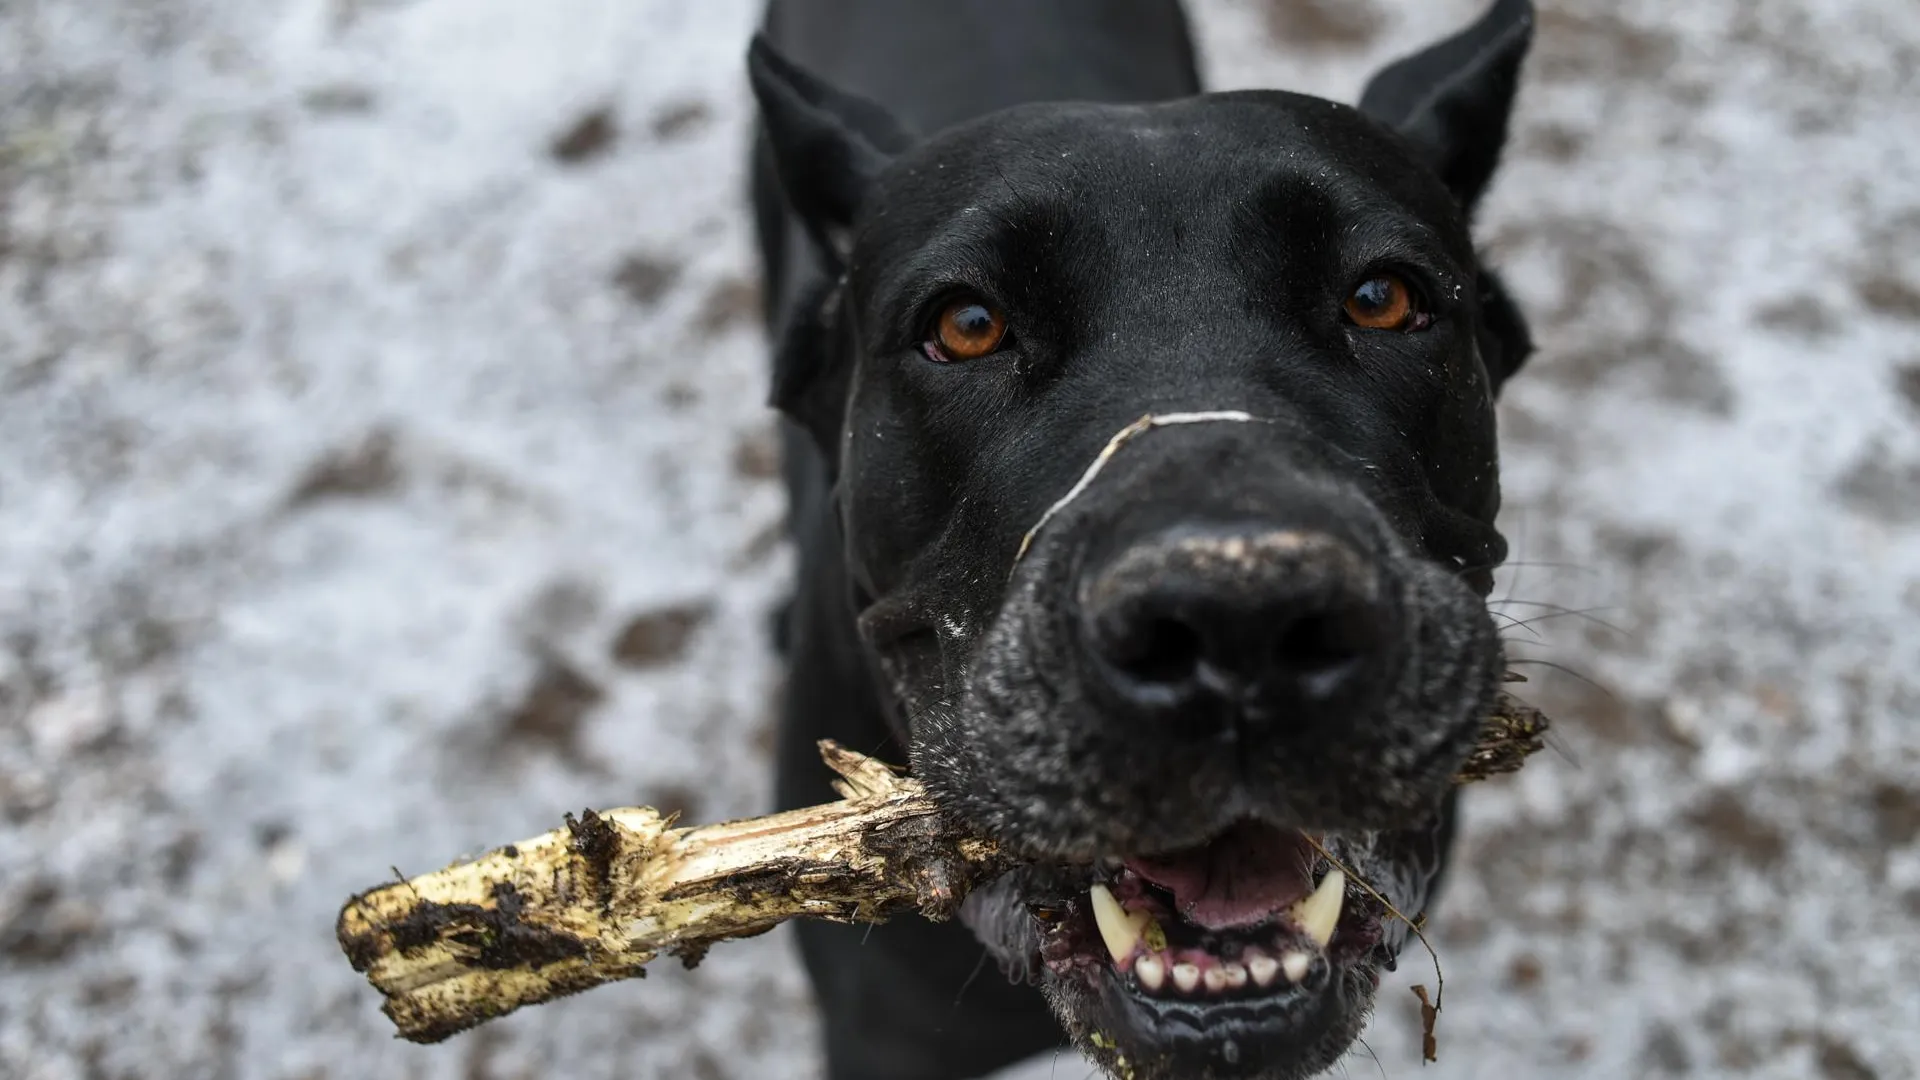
[{"x1": 751, "y1": 3, "x2": 1534, "y2": 1076}]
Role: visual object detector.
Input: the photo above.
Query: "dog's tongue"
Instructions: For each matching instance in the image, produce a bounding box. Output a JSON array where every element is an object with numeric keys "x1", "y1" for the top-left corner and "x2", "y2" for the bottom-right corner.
[{"x1": 1124, "y1": 822, "x2": 1317, "y2": 930}]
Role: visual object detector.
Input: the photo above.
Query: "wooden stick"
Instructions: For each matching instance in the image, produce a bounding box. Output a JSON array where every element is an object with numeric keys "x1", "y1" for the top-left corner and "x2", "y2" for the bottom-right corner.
[{"x1": 337, "y1": 694, "x2": 1549, "y2": 1043}]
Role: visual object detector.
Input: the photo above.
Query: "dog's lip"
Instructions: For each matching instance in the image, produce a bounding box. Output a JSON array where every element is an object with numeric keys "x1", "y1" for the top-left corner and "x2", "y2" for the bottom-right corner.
[{"x1": 1092, "y1": 963, "x2": 1351, "y2": 1062}]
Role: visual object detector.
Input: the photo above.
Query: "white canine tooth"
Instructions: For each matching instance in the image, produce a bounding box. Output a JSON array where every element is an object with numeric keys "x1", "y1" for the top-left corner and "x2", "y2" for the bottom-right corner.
[
  {"x1": 1172, "y1": 962, "x2": 1202, "y2": 992},
  {"x1": 1089, "y1": 884, "x2": 1150, "y2": 964},
  {"x1": 1291, "y1": 868, "x2": 1346, "y2": 949},
  {"x1": 1248, "y1": 954, "x2": 1279, "y2": 986},
  {"x1": 1204, "y1": 967, "x2": 1229, "y2": 992},
  {"x1": 1136, "y1": 954, "x2": 1167, "y2": 991},
  {"x1": 1222, "y1": 962, "x2": 1248, "y2": 989},
  {"x1": 1281, "y1": 949, "x2": 1312, "y2": 984}
]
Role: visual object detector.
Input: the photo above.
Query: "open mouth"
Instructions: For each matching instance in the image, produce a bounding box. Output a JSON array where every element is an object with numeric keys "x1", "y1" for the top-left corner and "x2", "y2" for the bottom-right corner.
[{"x1": 1031, "y1": 821, "x2": 1392, "y2": 1046}]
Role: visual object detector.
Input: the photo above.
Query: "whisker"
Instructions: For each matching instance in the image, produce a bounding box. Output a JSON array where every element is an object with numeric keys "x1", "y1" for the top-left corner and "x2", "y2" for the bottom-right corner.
[
  {"x1": 1499, "y1": 512, "x2": 1532, "y2": 609},
  {"x1": 1458, "y1": 558, "x2": 1602, "y2": 576},
  {"x1": 1544, "y1": 728, "x2": 1581, "y2": 769},
  {"x1": 1489, "y1": 600, "x2": 1629, "y2": 638},
  {"x1": 1355, "y1": 1035, "x2": 1389, "y2": 1080},
  {"x1": 951, "y1": 950, "x2": 989, "y2": 1011},
  {"x1": 1487, "y1": 598, "x2": 1606, "y2": 609},
  {"x1": 1511, "y1": 609, "x2": 1628, "y2": 638},
  {"x1": 1502, "y1": 657, "x2": 1618, "y2": 700},
  {"x1": 1487, "y1": 610, "x2": 1545, "y2": 641}
]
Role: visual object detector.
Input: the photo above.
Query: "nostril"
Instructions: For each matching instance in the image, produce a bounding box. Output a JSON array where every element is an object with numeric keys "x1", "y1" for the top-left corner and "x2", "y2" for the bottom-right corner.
[
  {"x1": 1132, "y1": 617, "x2": 1205, "y2": 684},
  {"x1": 1269, "y1": 602, "x2": 1389, "y2": 698},
  {"x1": 1098, "y1": 614, "x2": 1205, "y2": 686},
  {"x1": 1273, "y1": 608, "x2": 1376, "y2": 670}
]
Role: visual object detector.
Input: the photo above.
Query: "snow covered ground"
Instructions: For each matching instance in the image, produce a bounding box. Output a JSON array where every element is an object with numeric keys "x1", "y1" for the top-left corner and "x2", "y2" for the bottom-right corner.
[{"x1": 2, "y1": 1, "x2": 1917, "y2": 1078}]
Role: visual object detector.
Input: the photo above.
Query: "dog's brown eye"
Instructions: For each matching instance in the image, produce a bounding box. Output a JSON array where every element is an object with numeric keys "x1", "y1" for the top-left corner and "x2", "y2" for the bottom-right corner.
[
  {"x1": 1344, "y1": 274, "x2": 1425, "y2": 332},
  {"x1": 927, "y1": 297, "x2": 1008, "y2": 361}
]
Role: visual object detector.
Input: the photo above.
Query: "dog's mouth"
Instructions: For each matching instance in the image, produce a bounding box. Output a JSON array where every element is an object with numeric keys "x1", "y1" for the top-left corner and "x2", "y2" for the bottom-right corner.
[
  {"x1": 1037, "y1": 821, "x2": 1384, "y2": 995},
  {"x1": 1045, "y1": 823, "x2": 1377, "y2": 996},
  {"x1": 961, "y1": 817, "x2": 1424, "y2": 1078}
]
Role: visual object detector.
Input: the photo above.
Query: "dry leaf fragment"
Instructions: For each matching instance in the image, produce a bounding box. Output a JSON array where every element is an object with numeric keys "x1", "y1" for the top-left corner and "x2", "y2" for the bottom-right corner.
[{"x1": 1413, "y1": 983, "x2": 1440, "y2": 1063}]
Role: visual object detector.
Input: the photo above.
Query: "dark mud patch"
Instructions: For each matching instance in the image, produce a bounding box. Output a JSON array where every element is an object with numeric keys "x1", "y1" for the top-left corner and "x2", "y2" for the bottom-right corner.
[
  {"x1": 1262, "y1": 0, "x2": 1381, "y2": 48},
  {"x1": 1682, "y1": 790, "x2": 1789, "y2": 870},
  {"x1": 650, "y1": 100, "x2": 712, "y2": 141},
  {"x1": 1518, "y1": 120, "x2": 1590, "y2": 163},
  {"x1": 1894, "y1": 360, "x2": 1920, "y2": 417},
  {"x1": 731, "y1": 427, "x2": 780, "y2": 481},
  {"x1": 1867, "y1": 781, "x2": 1920, "y2": 847},
  {"x1": 341, "y1": 880, "x2": 587, "y2": 973},
  {"x1": 1816, "y1": 1034, "x2": 1879, "y2": 1080},
  {"x1": 695, "y1": 276, "x2": 761, "y2": 338},
  {"x1": 286, "y1": 427, "x2": 403, "y2": 508},
  {"x1": 1755, "y1": 295, "x2": 1838, "y2": 337},
  {"x1": 613, "y1": 253, "x2": 681, "y2": 308},
  {"x1": 491, "y1": 652, "x2": 607, "y2": 771},
  {"x1": 565, "y1": 809, "x2": 619, "y2": 912},
  {"x1": 1856, "y1": 272, "x2": 1920, "y2": 320},
  {"x1": 1834, "y1": 442, "x2": 1920, "y2": 525},
  {"x1": 550, "y1": 106, "x2": 617, "y2": 165},
  {"x1": 610, "y1": 603, "x2": 711, "y2": 670},
  {"x1": 1, "y1": 879, "x2": 104, "y2": 965}
]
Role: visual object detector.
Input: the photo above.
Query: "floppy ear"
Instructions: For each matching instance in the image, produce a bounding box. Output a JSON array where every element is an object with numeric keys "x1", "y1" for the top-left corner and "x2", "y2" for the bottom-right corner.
[
  {"x1": 747, "y1": 35, "x2": 913, "y2": 266},
  {"x1": 1358, "y1": 0, "x2": 1534, "y2": 219}
]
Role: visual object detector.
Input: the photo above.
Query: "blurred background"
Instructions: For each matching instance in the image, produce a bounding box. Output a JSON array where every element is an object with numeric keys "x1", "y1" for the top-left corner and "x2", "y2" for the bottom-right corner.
[{"x1": 2, "y1": 0, "x2": 1917, "y2": 1077}]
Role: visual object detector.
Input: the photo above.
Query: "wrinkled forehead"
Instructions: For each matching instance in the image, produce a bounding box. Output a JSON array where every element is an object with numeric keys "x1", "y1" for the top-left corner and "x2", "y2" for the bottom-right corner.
[{"x1": 852, "y1": 92, "x2": 1470, "y2": 278}]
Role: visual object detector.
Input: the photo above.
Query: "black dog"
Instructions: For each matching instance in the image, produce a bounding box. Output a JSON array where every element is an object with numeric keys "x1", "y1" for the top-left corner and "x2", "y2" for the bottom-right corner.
[{"x1": 748, "y1": 2, "x2": 1534, "y2": 1077}]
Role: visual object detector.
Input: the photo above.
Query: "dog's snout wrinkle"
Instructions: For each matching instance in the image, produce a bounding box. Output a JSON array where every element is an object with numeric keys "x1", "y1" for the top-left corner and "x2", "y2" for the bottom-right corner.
[{"x1": 1077, "y1": 526, "x2": 1394, "y2": 735}]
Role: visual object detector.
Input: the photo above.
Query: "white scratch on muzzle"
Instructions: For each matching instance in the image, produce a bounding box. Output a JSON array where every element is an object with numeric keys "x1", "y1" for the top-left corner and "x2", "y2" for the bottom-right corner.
[{"x1": 1009, "y1": 411, "x2": 1268, "y2": 574}]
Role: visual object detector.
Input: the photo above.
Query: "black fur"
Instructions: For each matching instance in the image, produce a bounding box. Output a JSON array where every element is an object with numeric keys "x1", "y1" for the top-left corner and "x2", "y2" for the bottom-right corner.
[{"x1": 748, "y1": 3, "x2": 1535, "y2": 1078}]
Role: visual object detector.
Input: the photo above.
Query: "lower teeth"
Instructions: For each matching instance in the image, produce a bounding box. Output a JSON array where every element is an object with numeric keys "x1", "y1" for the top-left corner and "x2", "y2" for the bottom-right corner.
[
  {"x1": 1281, "y1": 950, "x2": 1312, "y2": 983},
  {"x1": 1248, "y1": 955, "x2": 1278, "y2": 986},
  {"x1": 1121, "y1": 945, "x2": 1315, "y2": 997}
]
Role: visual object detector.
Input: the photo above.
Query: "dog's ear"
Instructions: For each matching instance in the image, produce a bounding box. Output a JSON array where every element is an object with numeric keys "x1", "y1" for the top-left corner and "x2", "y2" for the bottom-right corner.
[
  {"x1": 1476, "y1": 266, "x2": 1532, "y2": 392},
  {"x1": 748, "y1": 36, "x2": 914, "y2": 461},
  {"x1": 1358, "y1": 0, "x2": 1533, "y2": 219},
  {"x1": 747, "y1": 35, "x2": 913, "y2": 265}
]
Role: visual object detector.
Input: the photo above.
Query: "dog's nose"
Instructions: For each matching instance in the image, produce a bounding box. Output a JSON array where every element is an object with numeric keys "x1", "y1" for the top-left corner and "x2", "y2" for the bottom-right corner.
[{"x1": 1077, "y1": 525, "x2": 1394, "y2": 733}]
